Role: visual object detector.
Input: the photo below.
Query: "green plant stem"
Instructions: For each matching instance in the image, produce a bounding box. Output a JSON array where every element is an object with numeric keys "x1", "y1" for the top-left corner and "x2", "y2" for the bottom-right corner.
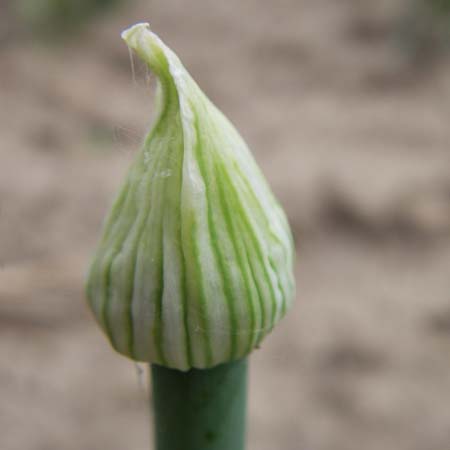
[{"x1": 151, "y1": 358, "x2": 248, "y2": 450}]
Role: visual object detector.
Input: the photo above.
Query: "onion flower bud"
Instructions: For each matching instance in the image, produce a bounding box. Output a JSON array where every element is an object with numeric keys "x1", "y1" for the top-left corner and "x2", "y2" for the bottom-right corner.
[{"x1": 86, "y1": 23, "x2": 295, "y2": 371}]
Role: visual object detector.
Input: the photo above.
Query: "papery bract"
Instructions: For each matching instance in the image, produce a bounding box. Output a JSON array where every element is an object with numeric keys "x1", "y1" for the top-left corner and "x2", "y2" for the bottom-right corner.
[{"x1": 86, "y1": 23, "x2": 295, "y2": 370}]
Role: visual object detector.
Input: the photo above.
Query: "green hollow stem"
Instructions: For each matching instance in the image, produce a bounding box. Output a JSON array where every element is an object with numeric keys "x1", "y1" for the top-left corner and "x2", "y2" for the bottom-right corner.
[{"x1": 151, "y1": 358, "x2": 248, "y2": 450}]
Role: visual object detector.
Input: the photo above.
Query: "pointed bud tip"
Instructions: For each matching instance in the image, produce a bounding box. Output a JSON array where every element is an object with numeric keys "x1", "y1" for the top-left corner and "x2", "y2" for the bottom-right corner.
[
  {"x1": 120, "y1": 22, "x2": 171, "y2": 75},
  {"x1": 120, "y1": 22, "x2": 150, "y2": 45}
]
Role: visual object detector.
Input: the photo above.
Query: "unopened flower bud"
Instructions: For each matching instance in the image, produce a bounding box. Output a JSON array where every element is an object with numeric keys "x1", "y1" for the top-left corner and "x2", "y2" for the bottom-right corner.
[{"x1": 86, "y1": 23, "x2": 295, "y2": 371}]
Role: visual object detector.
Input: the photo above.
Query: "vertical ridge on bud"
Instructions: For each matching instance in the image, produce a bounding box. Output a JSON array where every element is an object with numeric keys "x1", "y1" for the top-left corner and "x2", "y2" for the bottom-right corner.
[{"x1": 86, "y1": 23, "x2": 295, "y2": 371}]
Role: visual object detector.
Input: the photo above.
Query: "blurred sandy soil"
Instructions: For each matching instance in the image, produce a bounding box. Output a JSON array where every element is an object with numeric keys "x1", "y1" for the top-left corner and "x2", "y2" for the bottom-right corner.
[{"x1": 1, "y1": 1, "x2": 450, "y2": 449}]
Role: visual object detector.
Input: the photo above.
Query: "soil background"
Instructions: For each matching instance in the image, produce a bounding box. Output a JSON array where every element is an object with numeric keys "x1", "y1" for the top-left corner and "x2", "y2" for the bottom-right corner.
[{"x1": 1, "y1": 1, "x2": 450, "y2": 449}]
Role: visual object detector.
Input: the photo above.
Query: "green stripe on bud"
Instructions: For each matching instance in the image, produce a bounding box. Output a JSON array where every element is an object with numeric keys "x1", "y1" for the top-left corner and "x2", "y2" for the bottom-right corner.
[{"x1": 86, "y1": 23, "x2": 295, "y2": 371}]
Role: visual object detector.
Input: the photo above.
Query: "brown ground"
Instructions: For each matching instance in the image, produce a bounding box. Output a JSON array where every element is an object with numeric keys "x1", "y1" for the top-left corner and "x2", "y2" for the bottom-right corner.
[{"x1": 1, "y1": 1, "x2": 450, "y2": 449}]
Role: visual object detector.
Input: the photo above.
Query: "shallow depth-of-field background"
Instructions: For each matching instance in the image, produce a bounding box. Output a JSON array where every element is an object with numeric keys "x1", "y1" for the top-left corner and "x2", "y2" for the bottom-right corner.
[{"x1": 1, "y1": 1, "x2": 450, "y2": 449}]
